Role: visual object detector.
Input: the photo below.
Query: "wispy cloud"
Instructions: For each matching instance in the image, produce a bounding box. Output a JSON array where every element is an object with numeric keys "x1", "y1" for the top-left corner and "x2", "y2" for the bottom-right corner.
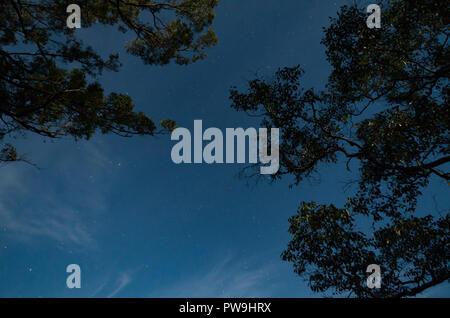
[
  {"x1": 153, "y1": 254, "x2": 279, "y2": 298},
  {"x1": 107, "y1": 272, "x2": 134, "y2": 298},
  {"x1": 0, "y1": 201, "x2": 93, "y2": 246},
  {"x1": 91, "y1": 268, "x2": 139, "y2": 298},
  {"x1": 0, "y1": 139, "x2": 112, "y2": 248}
]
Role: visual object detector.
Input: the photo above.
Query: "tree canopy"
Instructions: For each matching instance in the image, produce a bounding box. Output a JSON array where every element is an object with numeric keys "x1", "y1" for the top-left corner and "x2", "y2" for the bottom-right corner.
[
  {"x1": 230, "y1": 0, "x2": 449, "y2": 297},
  {"x1": 0, "y1": 0, "x2": 218, "y2": 163}
]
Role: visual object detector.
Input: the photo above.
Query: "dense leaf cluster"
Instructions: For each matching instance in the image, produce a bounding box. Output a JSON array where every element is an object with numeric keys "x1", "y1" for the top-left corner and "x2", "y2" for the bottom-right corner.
[
  {"x1": 230, "y1": 0, "x2": 449, "y2": 297},
  {"x1": 0, "y1": 0, "x2": 218, "y2": 162}
]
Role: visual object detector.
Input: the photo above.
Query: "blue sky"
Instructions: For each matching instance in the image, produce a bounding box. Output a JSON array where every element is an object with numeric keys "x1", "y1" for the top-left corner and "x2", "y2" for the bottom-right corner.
[{"x1": 0, "y1": 0, "x2": 448, "y2": 298}]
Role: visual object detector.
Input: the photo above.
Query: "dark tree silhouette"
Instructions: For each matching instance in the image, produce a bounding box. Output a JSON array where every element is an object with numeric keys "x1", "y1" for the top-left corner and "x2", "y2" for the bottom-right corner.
[
  {"x1": 230, "y1": 0, "x2": 449, "y2": 297},
  {"x1": 0, "y1": 0, "x2": 218, "y2": 163}
]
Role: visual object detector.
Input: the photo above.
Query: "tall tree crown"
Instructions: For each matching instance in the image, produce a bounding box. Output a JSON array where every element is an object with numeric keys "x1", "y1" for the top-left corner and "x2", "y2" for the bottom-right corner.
[
  {"x1": 0, "y1": 0, "x2": 218, "y2": 163},
  {"x1": 230, "y1": 0, "x2": 449, "y2": 297}
]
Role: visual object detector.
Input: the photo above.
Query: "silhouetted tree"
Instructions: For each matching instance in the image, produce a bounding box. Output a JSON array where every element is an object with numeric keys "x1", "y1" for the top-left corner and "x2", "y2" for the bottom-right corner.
[
  {"x1": 230, "y1": 0, "x2": 449, "y2": 297},
  {"x1": 0, "y1": 0, "x2": 218, "y2": 163}
]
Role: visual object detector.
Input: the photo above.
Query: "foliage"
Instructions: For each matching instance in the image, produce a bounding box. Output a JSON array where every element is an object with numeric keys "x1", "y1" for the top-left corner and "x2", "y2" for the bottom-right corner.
[
  {"x1": 230, "y1": 0, "x2": 449, "y2": 297},
  {"x1": 0, "y1": 0, "x2": 218, "y2": 162}
]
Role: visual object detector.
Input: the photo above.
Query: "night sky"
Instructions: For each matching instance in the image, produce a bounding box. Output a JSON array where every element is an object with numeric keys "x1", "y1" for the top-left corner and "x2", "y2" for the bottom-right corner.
[{"x1": 0, "y1": 0, "x2": 448, "y2": 297}]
